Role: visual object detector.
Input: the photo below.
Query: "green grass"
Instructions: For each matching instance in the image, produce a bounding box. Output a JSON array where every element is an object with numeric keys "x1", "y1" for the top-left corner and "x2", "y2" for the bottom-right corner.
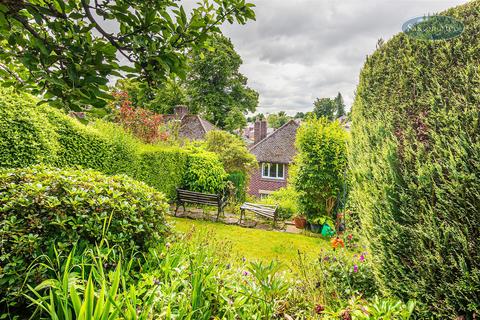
[{"x1": 168, "y1": 217, "x2": 331, "y2": 268}]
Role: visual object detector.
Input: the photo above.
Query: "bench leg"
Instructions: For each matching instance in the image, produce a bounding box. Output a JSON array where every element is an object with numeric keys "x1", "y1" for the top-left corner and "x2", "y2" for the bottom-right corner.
[
  {"x1": 174, "y1": 201, "x2": 179, "y2": 216},
  {"x1": 182, "y1": 203, "x2": 186, "y2": 214},
  {"x1": 239, "y1": 209, "x2": 244, "y2": 224}
]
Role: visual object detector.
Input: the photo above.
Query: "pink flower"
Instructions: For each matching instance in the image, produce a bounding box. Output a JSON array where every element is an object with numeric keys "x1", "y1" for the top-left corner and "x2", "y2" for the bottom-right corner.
[
  {"x1": 359, "y1": 254, "x2": 365, "y2": 262},
  {"x1": 353, "y1": 264, "x2": 358, "y2": 273}
]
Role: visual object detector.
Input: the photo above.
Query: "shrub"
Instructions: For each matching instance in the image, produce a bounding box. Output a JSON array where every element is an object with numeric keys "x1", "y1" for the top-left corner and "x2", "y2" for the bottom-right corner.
[
  {"x1": 0, "y1": 165, "x2": 169, "y2": 311},
  {"x1": 294, "y1": 118, "x2": 348, "y2": 220},
  {"x1": 349, "y1": 1, "x2": 480, "y2": 317},
  {"x1": 183, "y1": 150, "x2": 228, "y2": 194},
  {"x1": 260, "y1": 186, "x2": 299, "y2": 220},
  {"x1": 0, "y1": 88, "x2": 59, "y2": 168},
  {"x1": 203, "y1": 130, "x2": 257, "y2": 174},
  {"x1": 227, "y1": 171, "x2": 247, "y2": 202},
  {"x1": 113, "y1": 91, "x2": 168, "y2": 143}
]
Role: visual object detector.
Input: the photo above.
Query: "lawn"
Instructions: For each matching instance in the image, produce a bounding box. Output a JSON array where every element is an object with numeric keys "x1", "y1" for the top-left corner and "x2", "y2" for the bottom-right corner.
[{"x1": 168, "y1": 216, "x2": 331, "y2": 268}]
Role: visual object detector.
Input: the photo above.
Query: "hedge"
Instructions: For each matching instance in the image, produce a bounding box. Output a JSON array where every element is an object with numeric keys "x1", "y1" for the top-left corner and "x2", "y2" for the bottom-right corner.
[
  {"x1": 0, "y1": 165, "x2": 169, "y2": 314},
  {"x1": 0, "y1": 88, "x2": 226, "y2": 198},
  {"x1": 349, "y1": 1, "x2": 479, "y2": 318},
  {"x1": 0, "y1": 89, "x2": 59, "y2": 168}
]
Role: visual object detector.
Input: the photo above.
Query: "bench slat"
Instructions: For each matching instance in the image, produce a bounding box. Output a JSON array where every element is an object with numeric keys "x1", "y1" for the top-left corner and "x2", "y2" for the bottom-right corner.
[
  {"x1": 179, "y1": 194, "x2": 219, "y2": 202},
  {"x1": 243, "y1": 202, "x2": 277, "y2": 208},
  {"x1": 240, "y1": 202, "x2": 278, "y2": 223},
  {"x1": 180, "y1": 199, "x2": 218, "y2": 206},
  {"x1": 240, "y1": 205, "x2": 276, "y2": 213},
  {"x1": 177, "y1": 189, "x2": 218, "y2": 197}
]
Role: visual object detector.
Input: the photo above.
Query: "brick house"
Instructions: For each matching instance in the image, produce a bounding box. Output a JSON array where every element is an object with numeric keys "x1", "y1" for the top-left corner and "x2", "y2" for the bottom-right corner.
[
  {"x1": 248, "y1": 119, "x2": 299, "y2": 198},
  {"x1": 163, "y1": 105, "x2": 216, "y2": 140}
]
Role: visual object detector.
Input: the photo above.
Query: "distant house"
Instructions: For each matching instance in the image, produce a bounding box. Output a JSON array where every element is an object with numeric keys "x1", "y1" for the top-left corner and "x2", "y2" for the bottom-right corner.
[
  {"x1": 163, "y1": 105, "x2": 216, "y2": 140},
  {"x1": 248, "y1": 119, "x2": 299, "y2": 198}
]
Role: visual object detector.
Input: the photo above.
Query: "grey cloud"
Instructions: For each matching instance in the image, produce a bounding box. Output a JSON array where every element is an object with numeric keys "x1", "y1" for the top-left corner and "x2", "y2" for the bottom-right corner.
[{"x1": 186, "y1": 0, "x2": 467, "y2": 114}]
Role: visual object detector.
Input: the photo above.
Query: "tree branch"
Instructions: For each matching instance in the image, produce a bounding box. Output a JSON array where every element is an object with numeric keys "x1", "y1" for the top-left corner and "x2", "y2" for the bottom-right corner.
[
  {"x1": 0, "y1": 63, "x2": 25, "y2": 84},
  {"x1": 80, "y1": 0, "x2": 134, "y2": 63}
]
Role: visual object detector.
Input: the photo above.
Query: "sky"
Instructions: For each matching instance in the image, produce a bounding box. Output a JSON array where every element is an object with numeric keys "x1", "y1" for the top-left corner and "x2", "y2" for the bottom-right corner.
[{"x1": 208, "y1": 0, "x2": 468, "y2": 115}]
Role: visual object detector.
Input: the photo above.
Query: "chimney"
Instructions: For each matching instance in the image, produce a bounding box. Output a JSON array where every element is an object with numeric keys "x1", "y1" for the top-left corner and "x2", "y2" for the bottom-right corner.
[
  {"x1": 254, "y1": 120, "x2": 268, "y2": 143},
  {"x1": 174, "y1": 105, "x2": 188, "y2": 119}
]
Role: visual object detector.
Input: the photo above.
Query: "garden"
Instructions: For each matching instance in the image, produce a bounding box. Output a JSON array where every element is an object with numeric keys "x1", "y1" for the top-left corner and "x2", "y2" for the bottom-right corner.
[{"x1": 0, "y1": 0, "x2": 479, "y2": 319}]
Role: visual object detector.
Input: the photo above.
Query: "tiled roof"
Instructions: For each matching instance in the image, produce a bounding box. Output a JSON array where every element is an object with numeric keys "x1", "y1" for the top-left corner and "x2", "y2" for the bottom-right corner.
[
  {"x1": 248, "y1": 120, "x2": 299, "y2": 164},
  {"x1": 178, "y1": 115, "x2": 216, "y2": 140}
]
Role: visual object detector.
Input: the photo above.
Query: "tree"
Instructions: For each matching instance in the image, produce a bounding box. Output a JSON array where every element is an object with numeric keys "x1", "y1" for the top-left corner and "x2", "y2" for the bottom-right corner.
[
  {"x1": 334, "y1": 92, "x2": 346, "y2": 118},
  {"x1": 294, "y1": 112, "x2": 305, "y2": 119},
  {"x1": 0, "y1": 0, "x2": 255, "y2": 110},
  {"x1": 267, "y1": 111, "x2": 290, "y2": 129},
  {"x1": 115, "y1": 77, "x2": 187, "y2": 114},
  {"x1": 313, "y1": 97, "x2": 335, "y2": 120},
  {"x1": 294, "y1": 117, "x2": 348, "y2": 220},
  {"x1": 203, "y1": 130, "x2": 257, "y2": 175},
  {"x1": 187, "y1": 35, "x2": 258, "y2": 131}
]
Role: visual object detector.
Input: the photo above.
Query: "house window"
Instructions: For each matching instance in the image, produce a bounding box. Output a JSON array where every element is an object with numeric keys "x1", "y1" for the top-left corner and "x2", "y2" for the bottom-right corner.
[{"x1": 261, "y1": 163, "x2": 285, "y2": 179}]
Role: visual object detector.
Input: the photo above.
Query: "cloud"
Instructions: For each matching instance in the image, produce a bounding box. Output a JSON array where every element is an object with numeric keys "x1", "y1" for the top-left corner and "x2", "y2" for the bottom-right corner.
[{"x1": 216, "y1": 0, "x2": 467, "y2": 114}]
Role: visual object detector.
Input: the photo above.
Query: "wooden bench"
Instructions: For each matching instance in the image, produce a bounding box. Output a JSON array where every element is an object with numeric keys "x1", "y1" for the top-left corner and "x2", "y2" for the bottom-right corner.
[
  {"x1": 174, "y1": 189, "x2": 227, "y2": 221},
  {"x1": 239, "y1": 202, "x2": 278, "y2": 226}
]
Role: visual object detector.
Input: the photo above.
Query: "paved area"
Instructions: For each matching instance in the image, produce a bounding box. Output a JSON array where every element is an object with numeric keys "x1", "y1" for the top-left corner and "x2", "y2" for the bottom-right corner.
[{"x1": 170, "y1": 206, "x2": 304, "y2": 234}]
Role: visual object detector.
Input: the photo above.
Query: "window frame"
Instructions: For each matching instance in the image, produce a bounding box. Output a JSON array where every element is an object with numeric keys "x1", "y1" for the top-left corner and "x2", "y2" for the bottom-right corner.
[{"x1": 261, "y1": 162, "x2": 285, "y2": 180}]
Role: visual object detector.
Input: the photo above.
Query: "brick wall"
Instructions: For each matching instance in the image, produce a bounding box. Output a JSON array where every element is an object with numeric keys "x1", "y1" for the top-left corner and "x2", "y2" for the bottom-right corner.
[{"x1": 248, "y1": 162, "x2": 289, "y2": 197}]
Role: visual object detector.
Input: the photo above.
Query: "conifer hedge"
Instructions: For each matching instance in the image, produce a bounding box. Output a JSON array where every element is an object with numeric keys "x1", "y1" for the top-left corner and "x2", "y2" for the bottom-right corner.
[{"x1": 349, "y1": 1, "x2": 479, "y2": 317}]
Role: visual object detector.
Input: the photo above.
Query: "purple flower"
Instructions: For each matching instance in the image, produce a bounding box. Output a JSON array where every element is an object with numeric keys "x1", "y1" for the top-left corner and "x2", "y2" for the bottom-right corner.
[
  {"x1": 242, "y1": 257, "x2": 246, "y2": 263},
  {"x1": 242, "y1": 271, "x2": 249, "y2": 276},
  {"x1": 359, "y1": 254, "x2": 365, "y2": 262},
  {"x1": 323, "y1": 256, "x2": 330, "y2": 262},
  {"x1": 353, "y1": 264, "x2": 358, "y2": 273}
]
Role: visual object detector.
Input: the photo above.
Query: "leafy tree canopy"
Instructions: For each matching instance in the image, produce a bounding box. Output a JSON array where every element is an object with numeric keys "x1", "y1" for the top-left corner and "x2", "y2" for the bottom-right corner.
[
  {"x1": 313, "y1": 97, "x2": 336, "y2": 120},
  {"x1": 187, "y1": 34, "x2": 258, "y2": 131},
  {"x1": 115, "y1": 77, "x2": 187, "y2": 114},
  {"x1": 267, "y1": 111, "x2": 290, "y2": 129},
  {"x1": 0, "y1": 0, "x2": 255, "y2": 111},
  {"x1": 313, "y1": 93, "x2": 347, "y2": 120}
]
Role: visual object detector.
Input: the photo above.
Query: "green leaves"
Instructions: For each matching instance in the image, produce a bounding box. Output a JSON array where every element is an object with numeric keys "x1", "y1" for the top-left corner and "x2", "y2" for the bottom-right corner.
[
  {"x1": 294, "y1": 118, "x2": 349, "y2": 219},
  {"x1": 349, "y1": 1, "x2": 480, "y2": 317},
  {"x1": 0, "y1": 0, "x2": 256, "y2": 111},
  {"x1": 0, "y1": 165, "x2": 170, "y2": 313}
]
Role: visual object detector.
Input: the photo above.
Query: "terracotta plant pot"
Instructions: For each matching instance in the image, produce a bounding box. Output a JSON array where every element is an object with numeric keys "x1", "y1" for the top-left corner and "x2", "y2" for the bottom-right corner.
[{"x1": 293, "y1": 216, "x2": 307, "y2": 229}]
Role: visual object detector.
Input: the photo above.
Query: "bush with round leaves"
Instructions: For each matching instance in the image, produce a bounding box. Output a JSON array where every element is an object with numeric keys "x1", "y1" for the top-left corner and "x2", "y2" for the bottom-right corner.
[
  {"x1": 349, "y1": 1, "x2": 480, "y2": 317},
  {"x1": 0, "y1": 165, "x2": 169, "y2": 312}
]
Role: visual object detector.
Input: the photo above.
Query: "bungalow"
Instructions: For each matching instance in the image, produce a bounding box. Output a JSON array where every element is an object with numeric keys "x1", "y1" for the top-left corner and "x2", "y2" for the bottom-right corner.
[{"x1": 248, "y1": 119, "x2": 299, "y2": 198}]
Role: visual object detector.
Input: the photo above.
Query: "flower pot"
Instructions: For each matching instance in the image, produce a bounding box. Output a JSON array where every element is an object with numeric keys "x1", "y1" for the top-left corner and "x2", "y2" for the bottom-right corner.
[
  {"x1": 310, "y1": 223, "x2": 323, "y2": 234},
  {"x1": 293, "y1": 216, "x2": 307, "y2": 229}
]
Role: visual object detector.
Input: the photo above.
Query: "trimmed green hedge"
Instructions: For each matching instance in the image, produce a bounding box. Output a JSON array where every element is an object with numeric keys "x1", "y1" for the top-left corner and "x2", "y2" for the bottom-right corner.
[
  {"x1": 0, "y1": 89, "x2": 59, "y2": 168},
  {"x1": 136, "y1": 145, "x2": 189, "y2": 199},
  {"x1": 0, "y1": 165, "x2": 169, "y2": 313},
  {"x1": 0, "y1": 88, "x2": 226, "y2": 198},
  {"x1": 349, "y1": 1, "x2": 479, "y2": 318}
]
